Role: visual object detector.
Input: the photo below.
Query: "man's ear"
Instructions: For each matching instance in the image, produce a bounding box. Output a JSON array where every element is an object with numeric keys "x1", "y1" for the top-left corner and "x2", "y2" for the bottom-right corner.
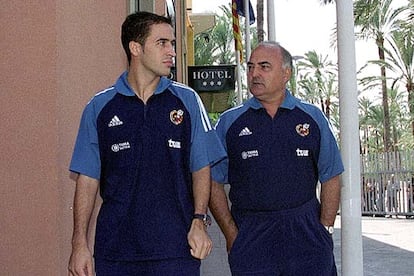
[
  {"x1": 284, "y1": 67, "x2": 292, "y2": 82},
  {"x1": 129, "y1": 41, "x2": 142, "y2": 57}
]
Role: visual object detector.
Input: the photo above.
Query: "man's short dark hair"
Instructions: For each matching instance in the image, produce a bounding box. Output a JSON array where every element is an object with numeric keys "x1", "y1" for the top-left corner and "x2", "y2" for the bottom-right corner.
[{"x1": 121, "y1": 11, "x2": 172, "y2": 64}]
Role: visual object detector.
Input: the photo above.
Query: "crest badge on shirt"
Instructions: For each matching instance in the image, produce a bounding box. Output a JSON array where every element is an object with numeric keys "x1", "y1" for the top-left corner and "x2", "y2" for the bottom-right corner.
[
  {"x1": 170, "y1": 109, "x2": 184, "y2": 125},
  {"x1": 296, "y1": 123, "x2": 310, "y2": 137}
]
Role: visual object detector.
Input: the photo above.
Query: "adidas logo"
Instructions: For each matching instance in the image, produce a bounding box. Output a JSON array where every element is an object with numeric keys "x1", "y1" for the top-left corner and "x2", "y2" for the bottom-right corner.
[
  {"x1": 108, "y1": 115, "x2": 123, "y2": 127},
  {"x1": 239, "y1": 127, "x2": 252, "y2": 136}
]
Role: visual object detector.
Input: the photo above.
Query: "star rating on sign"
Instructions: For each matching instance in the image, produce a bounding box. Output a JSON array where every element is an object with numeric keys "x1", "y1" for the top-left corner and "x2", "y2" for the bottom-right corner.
[{"x1": 202, "y1": 80, "x2": 223, "y2": 87}]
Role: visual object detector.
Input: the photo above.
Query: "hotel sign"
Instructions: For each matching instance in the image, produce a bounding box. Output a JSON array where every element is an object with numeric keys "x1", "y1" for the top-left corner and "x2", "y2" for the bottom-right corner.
[{"x1": 188, "y1": 65, "x2": 236, "y2": 92}]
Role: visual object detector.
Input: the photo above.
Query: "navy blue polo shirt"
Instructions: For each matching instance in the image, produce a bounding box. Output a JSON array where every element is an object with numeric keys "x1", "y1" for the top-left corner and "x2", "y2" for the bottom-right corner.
[
  {"x1": 212, "y1": 90, "x2": 344, "y2": 212},
  {"x1": 70, "y1": 71, "x2": 226, "y2": 261}
]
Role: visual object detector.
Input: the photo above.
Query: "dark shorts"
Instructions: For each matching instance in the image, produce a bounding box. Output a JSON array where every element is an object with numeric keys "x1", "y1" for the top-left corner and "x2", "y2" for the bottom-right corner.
[
  {"x1": 229, "y1": 198, "x2": 337, "y2": 276},
  {"x1": 95, "y1": 257, "x2": 200, "y2": 276}
]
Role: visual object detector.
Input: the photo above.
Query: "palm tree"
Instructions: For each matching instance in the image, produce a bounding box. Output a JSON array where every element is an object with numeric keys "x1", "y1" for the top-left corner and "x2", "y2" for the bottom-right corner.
[
  {"x1": 384, "y1": 22, "x2": 414, "y2": 138},
  {"x1": 359, "y1": 96, "x2": 375, "y2": 153},
  {"x1": 194, "y1": 33, "x2": 217, "y2": 65},
  {"x1": 365, "y1": 104, "x2": 386, "y2": 152},
  {"x1": 359, "y1": 86, "x2": 413, "y2": 152},
  {"x1": 195, "y1": 4, "x2": 258, "y2": 66},
  {"x1": 194, "y1": 5, "x2": 235, "y2": 65},
  {"x1": 214, "y1": 6, "x2": 237, "y2": 64},
  {"x1": 353, "y1": 0, "x2": 408, "y2": 152},
  {"x1": 389, "y1": 87, "x2": 411, "y2": 150},
  {"x1": 297, "y1": 50, "x2": 338, "y2": 120}
]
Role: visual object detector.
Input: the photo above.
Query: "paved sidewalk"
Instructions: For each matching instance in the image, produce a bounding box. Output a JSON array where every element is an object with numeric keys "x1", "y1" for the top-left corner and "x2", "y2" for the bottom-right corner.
[{"x1": 201, "y1": 215, "x2": 414, "y2": 275}]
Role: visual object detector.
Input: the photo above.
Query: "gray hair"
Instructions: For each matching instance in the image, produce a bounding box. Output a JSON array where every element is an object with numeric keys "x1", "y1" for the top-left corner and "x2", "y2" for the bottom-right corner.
[{"x1": 257, "y1": 41, "x2": 293, "y2": 70}]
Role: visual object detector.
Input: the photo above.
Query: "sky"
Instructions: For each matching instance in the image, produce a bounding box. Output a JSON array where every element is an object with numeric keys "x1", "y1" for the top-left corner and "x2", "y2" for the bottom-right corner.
[
  {"x1": 192, "y1": 0, "x2": 408, "y2": 71},
  {"x1": 193, "y1": 0, "x2": 339, "y2": 61}
]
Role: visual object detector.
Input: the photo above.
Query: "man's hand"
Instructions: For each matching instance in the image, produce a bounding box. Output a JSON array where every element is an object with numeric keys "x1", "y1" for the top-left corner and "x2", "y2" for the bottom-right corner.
[
  {"x1": 68, "y1": 246, "x2": 94, "y2": 276},
  {"x1": 187, "y1": 219, "x2": 212, "y2": 259}
]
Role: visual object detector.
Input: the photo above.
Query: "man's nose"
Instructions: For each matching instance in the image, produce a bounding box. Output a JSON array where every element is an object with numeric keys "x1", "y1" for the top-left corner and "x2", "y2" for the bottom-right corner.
[
  {"x1": 168, "y1": 43, "x2": 176, "y2": 57},
  {"x1": 249, "y1": 67, "x2": 258, "y2": 77},
  {"x1": 169, "y1": 48, "x2": 176, "y2": 57}
]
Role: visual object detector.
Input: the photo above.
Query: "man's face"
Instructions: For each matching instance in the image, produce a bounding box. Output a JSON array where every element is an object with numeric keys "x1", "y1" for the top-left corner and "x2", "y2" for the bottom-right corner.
[
  {"x1": 247, "y1": 45, "x2": 291, "y2": 102},
  {"x1": 138, "y1": 23, "x2": 176, "y2": 77}
]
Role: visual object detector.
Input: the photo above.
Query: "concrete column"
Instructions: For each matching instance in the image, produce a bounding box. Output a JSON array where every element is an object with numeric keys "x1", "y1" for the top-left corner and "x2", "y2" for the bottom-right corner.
[{"x1": 336, "y1": 0, "x2": 364, "y2": 275}]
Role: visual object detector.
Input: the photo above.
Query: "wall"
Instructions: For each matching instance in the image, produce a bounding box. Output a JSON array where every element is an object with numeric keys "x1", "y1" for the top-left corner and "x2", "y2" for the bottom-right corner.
[{"x1": 0, "y1": 1, "x2": 126, "y2": 274}]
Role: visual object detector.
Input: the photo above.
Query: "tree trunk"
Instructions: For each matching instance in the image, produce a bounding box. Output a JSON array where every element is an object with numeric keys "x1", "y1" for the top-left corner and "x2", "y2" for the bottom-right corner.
[
  {"x1": 407, "y1": 81, "x2": 414, "y2": 138},
  {"x1": 325, "y1": 98, "x2": 331, "y2": 120},
  {"x1": 377, "y1": 37, "x2": 392, "y2": 152}
]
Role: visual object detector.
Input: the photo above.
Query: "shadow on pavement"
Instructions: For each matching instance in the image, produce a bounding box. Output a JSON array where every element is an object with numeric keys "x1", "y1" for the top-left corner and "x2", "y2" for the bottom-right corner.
[{"x1": 334, "y1": 229, "x2": 414, "y2": 276}]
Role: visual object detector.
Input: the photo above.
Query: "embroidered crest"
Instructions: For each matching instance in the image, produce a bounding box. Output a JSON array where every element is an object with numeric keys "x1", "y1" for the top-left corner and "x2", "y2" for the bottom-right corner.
[
  {"x1": 296, "y1": 123, "x2": 310, "y2": 137},
  {"x1": 170, "y1": 109, "x2": 184, "y2": 125}
]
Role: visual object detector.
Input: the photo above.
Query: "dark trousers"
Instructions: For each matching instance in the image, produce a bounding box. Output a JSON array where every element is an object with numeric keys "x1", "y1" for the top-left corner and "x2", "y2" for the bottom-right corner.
[
  {"x1": 95, "y1": 257, "x2": 200, "y2": 276},
  {"x1": 229, "y1": 198, "x2": 337, "y2": 276}
]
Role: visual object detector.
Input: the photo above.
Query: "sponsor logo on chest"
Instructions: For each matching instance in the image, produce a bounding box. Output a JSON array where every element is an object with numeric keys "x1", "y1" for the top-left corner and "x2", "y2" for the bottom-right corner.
[
  {"x1": 108, "y1": 115, "x2": 123, "y2": 127},
  {"x1": 241, "y1": 150, "x2": 259, "y2": 159},
  {"x1": 111, "y1": 142, "x2": 130, "y2": 152},
  {"x1": 296, "y1": 148, "x2": 309, "y2": 157},
  {"x1": 168, "y1": 139, "x2": 181, "y2": 149}
]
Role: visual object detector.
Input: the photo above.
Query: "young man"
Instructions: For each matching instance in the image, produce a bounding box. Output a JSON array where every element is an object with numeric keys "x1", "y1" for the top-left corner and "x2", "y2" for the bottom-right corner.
[
  {"x1": 210, "y1": 42, "x2": 344, "y2": 276},
  {"x1": 68, "y1": 11, "x2": 225, "y2": 276}
]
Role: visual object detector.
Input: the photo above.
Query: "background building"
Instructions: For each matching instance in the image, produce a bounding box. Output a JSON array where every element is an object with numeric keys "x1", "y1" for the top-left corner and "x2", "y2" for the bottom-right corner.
[{"x1": 0, "y1": 1, "x2": 207, "y2": 274}]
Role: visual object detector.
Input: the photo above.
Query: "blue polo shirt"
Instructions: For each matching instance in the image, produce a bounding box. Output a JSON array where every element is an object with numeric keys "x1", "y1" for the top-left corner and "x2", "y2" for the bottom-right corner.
[
  {"x1": 70, "y1": 71, "x2": 226, "y2": 261},
  {"x1": 212, "y1": 90, "x2": 344, "y2": 212}
]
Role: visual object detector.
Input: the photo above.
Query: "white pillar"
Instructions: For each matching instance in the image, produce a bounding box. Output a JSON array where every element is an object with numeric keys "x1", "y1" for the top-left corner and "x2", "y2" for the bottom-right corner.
[
  {"x1": 267, "y1": 0, "x2": 276, "y2": 41},
  {"x1": 336, "y1": 0, "x2": 364, "y2": 275}
]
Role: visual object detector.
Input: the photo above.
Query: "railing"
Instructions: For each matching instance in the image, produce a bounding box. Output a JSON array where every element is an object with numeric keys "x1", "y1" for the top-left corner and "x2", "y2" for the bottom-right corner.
[{"x1": 360, "y1": 151, "x2": 414, "y2": 218}]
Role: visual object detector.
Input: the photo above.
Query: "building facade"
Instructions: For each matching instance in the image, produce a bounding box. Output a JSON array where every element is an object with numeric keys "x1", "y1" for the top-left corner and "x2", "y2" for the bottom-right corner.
[{"x1": 0, "y1": 1, "x2": 202, "y2": 274}]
